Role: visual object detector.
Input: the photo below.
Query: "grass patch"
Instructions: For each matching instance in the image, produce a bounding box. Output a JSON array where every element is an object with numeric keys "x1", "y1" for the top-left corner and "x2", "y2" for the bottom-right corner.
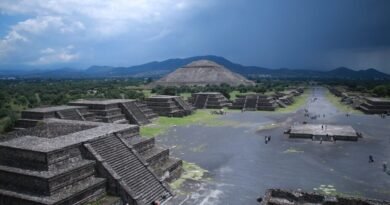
[
  {"x1": 257, "y1": 123, "x2": 279, "y2": 131},
  {"x1": 0, "y1": 117, "x2": 8, "y2": 133},
  {"x1": 276, "y1": 90, "x2": 310, "y2": 113},
  {"x1": 190, "y1": 144, "x2": 207, "y2": 152},
  {"x1": 313, "y1": 185, "x2": 364, "y2": 198},
  {"x1": 325, "y1": 90, "x2": 362, "y2": 114},
  {"x1": 179, "y1": 92, "x2": 192, "y2": 100},
  {"x1": 283, "y1": 147, "x2": 304, "y2": 154},
  {"x1": 140, "y1": 110, "x2": 226, "y2": 137},
  {"x1": 141, "y1": 89, "x2": 153, "y2": 98},
  {"x1": 170, "y1": 161, "x2": 208, "y2": 190}
]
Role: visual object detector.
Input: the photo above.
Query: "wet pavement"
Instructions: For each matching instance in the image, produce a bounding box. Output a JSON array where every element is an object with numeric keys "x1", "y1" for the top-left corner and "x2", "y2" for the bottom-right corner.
[{"x1": 159, "y1": 87, "x2": 390, "y2": 204}]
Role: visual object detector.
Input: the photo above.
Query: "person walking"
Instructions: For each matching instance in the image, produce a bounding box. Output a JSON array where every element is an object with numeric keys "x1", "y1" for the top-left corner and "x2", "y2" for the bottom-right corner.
[
  {"x1": 369, "y1": 155, "x2": 374, "y2": 163},
  {"x1": 383, "y1": 162, "x2": 387, "y2": 172}
]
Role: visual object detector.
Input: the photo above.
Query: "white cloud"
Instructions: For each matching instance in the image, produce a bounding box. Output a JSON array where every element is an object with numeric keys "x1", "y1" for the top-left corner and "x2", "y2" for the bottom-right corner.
[
  {"x1": 0, "y1": 0, "x2": 212, "y2": 65},
  {"x1": 0, "y1": 15, "x2": 84, "y2": 61},
  {"x1": 30, "y1": 45, "x2": 79, "y2": 65},
  {"x1": 0, "y1": 0, "x2": 205, "y2": 36},
  {"x1": 40, "y1": 47, "x2": 55, "y2": 54}
]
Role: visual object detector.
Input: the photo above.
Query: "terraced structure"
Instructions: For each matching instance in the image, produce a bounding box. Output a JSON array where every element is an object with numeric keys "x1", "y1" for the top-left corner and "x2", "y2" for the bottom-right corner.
[
  {"x1": 145, "y1": 95, "x2": 194, "y2": 117},
  {"x1": 15, "y1": 99, "x2": 157, "y2": 129},
  {"x1": 0, "y1": 119, "x2": 182, "y2": 205},
  {"x1": 191, "y1": 92, "x2": 231, "y2": 109},
  {"x1": 230, "y1": 94, "x2": 277, "y2": 111}
]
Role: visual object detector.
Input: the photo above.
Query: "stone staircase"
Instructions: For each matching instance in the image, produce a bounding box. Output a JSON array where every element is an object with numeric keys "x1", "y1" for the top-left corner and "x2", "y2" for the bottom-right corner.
[
  {"x1": 145, "y1": 96, "x2": 188, "y2": 117},
  {"x1": 56, "y1": 108, "x2": 85, "y2": 121},
  {"x1": 245, "y1": 97, "x2": 258, "y2": 111},
  {"x1": 194, "y1": 94, "x2": 208, "y2": 109},
  {"x1": 276, "y1": 100, "x2": 287, "y2": 108},
  {"x1": 173, "y1": 97, "x2": 194, "y2": 115},
  {"x1": 135, "y1": 102, "x2": 158, "y2": 120},
  {"x1": 85, "y1": 135, "x2": 172, "y2": 205},
  {"x1": 119, "y1": 133, "x2": 183, "y2": 183},
  {"x1": 119, "y1": 102, "x2": 151, "y2": 125}
]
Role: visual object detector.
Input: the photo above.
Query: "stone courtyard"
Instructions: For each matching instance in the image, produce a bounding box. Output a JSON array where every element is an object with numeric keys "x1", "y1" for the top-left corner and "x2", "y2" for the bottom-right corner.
[
  {"x1": 0, "y1": 87, "x2": 389, "y2": 205},
  {"x1": 160, "y1": 87, "x2": 390, "y2": 204}
]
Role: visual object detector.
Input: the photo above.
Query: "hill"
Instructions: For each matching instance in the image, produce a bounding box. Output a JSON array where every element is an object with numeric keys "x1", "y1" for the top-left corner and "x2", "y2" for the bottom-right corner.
[
  {"x1": 0, "y1": 55, "x2": 389, "y2": 80},
  {"x1": 153, "y1": 60, "x2": 255, "y2": 86}
]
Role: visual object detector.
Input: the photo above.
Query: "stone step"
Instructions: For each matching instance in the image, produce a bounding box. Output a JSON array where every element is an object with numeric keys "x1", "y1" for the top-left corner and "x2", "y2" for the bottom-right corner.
[
  {"x1": 152, "y1": 158, "x2": 183, "y2": 182},
  {"x1": 89, "y1": 108, "x2": 122, "y2": 117},
  {"x1": 125, "y1": 136, "x2": 155, "y2": 153},
  {"x1": 0, "y1": 160, "x2": 96, "y2": 196},
  {"x1": 14, "y1": 119, "x2": 40, "y2": 129},
  {"x1": 141, "y1": 147, "x2": 169, "y2": 166},
  {"x1": 0, "y1": 177, "x2": 106, "y2": 205},
  {"x1": 86, "y1": 135, "x2": 172, "y2": 205},
  {"x1": 119, "y1": 102, "x2": 150, "y2": 125},
  {"x1": 113, "y1": 119, "x2": 129, "y2": 124},
  {"x1": 96, "y1": 114, "x2": 126, "y2": 123}
]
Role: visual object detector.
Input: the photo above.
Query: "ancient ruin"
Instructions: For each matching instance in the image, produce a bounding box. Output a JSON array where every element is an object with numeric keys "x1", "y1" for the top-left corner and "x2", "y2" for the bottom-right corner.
[
  {"x1": 145, "y1": 95, "x2": 194, "y2": 117},
  {"x1": 16, "y1": 99, "x2": 157, "y2": 129},
  {"x1": 0, "y1": 119, "x2": 182, "y2": 205},
  {"x1": 287, "y1": 124, "x2": 359, "y2": 141},
  {"x1": 190, "y1": 92, "x2": 231, "y2": 109},
  {"x1": 258, "y1": 189, "x2": 390, "y2": 205},
  {"x1": 359, "y1": 97, "x2": 390, "y2": 114},
  {"x1": 231, "y1": 94, "x2": 277, "y2": 111},
  {"x1": 152, "y1": 60, "x2": 255, "y2": 86}
]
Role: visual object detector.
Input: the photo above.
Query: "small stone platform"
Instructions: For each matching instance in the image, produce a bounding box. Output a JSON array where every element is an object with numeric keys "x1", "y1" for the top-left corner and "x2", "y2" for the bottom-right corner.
[
  {"x1": 230, "y1": 94, "x2": 277, "y2": 111},
  {"x1": 288, "y1": 124, "x2": 359, "y2": 141},
  {"x1": 258, "y1": 189, "x2": 390, "y2": 205},
  {"x1": 15, "y1": 98, "x2": 158, "y2": 129},
  {"x1": 145, "y1": 95, "x2": 194, "y2": 117},
  {"x1": 191, "y1": 92, "x2": 231, "y2": 109},
  {"x1": 359, "y1": 97, "x2": 390, "y2": 114},
  {"x1": 69, "y1": 99, "x2": 157, "y2": 125}
]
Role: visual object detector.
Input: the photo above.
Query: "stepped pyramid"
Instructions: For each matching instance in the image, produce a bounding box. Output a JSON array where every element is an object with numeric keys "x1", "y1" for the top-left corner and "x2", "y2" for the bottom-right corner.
[
  {"x1": 153, "y1": 60, "x2": 255, "y2": 86},
  {"x1": 0, "y1": 119, "x2": 181, "y2": 205}
]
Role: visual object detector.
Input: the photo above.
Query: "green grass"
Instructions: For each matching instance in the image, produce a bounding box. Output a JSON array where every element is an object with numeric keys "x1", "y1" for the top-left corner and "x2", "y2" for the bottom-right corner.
[
  {"x1": 140, "y1": 110, "x2": 226, "y2": 137},
  {"x1": 141, "y1": 89, "x2": 152, "y2": 98},
  {"x1": 179, "y1": 92, "x2": 192, "y2": 100},
  {"x1": 276, "y1": 90, "x2": 310, "y2": 113},
  {"x1": 170, "y1": 161, "x2": 208, "y2": 190},
  {"x1": 0, "y1": 117, "x2": 8, "y2": 133},
  {"x1": 325, "y1": 90, "x2": 362, "y2": 114}
]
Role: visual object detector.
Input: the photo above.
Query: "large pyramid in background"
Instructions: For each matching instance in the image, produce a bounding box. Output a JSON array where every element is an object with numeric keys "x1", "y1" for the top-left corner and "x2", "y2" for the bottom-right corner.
[{"x1": 153, "y1": 60, "x2": 255, "y2": 86}]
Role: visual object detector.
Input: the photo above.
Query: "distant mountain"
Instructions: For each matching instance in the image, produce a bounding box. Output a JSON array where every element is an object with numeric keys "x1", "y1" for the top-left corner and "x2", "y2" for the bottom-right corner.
[{"x1": 1, "y1": 55, "x2": 389, "y2": 80}]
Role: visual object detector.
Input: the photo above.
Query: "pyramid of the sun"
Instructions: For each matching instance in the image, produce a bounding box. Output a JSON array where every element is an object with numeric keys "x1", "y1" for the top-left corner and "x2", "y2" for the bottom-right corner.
[{"x1": 153, "y1": 60, "x2": 255, "y2": 86}]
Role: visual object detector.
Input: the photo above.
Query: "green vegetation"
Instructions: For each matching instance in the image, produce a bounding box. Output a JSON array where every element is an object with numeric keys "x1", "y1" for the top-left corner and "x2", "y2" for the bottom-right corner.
[
  {"x1": 170, "y1": 161, "x2": 208, "y2": 190},
  {"x1": 179, "y1": 92, "x2": 192, "y2": 100},
  {"x1": 325, "y1": 90, "x2": 362, "y2": 114},
  {"x1": 0, "y1": 79, "x2": 145, "y2": 133},
  {"x1": 140, "y1": 110, "x2": 226, "y2": 137},
  {"x1": 283, "y1": 147, "x2": 304, "y2": 154},
  {"x1": 276, "y1": 90, "x2": 310, "y2": 113}
]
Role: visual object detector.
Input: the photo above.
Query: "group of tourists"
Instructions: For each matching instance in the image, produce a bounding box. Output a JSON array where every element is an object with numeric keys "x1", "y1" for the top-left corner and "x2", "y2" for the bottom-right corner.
[{"x1": 368, "y1": 155, "x2": 388, "y2": 173}]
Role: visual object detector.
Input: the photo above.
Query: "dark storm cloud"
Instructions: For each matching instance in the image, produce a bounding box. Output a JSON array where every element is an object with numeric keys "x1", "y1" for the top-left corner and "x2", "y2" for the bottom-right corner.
[{"x1": 0, "y1": 0, "x2": 389, "y2": 72}]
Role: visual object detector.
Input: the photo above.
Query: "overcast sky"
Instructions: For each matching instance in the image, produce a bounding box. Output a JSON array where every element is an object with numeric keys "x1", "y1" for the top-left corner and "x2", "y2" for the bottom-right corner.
[{"x1": 0, "y1": 0, "x2": 389, "y2": 72}]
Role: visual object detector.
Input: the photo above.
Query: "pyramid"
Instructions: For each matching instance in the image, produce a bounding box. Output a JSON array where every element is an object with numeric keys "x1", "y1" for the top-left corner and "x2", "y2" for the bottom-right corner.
[{"x1": 153, "y1": 60, "x2": 255, "y2": 86}]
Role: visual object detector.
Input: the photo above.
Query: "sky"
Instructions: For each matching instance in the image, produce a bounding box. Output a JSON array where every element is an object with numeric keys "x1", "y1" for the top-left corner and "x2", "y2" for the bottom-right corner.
[{"x1": 0, "y1": 0, "x2": 389, "y2": 73}]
